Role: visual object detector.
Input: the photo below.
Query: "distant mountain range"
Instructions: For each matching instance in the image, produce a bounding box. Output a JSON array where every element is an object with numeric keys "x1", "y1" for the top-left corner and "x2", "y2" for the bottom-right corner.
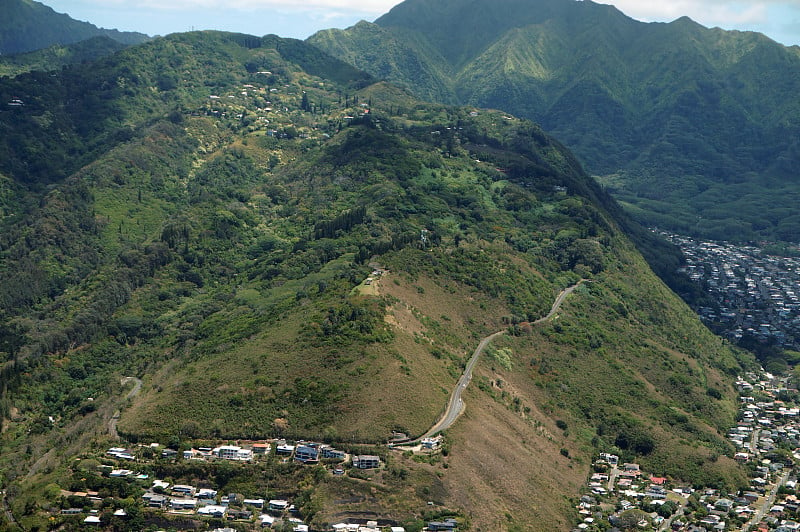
[
  {"x1": 0, "y1": 0, "x2": 148, "y2": 55},
  {"x1": 309, "y1": 0, "x2": 800, "y2": 242}
]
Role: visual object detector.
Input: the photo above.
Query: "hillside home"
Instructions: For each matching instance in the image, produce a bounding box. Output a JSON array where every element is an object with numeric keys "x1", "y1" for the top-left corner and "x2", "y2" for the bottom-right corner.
[
  {"x1": 599, "y1": 453, "x2": 619, "y2": 466},
  {"x1": 172, "y1": 485, "x2": 196, "y2": 496},
  {"x1": 295, "y1": 444, "x2": 320, "y2": 464},
  {"x1": 197, "y1": 505, "x2": 228, "y2": 517},
  {"x1": 268, "y1": 500, "x2": 290, "y2": 512},
  {"x1": 276, "y1": 442, "x2": 295, "y2": 455},
  {"x1": 107, "y1": 447, "x2": 135, "y2": 460},
  {"x1": 197, "y1": 488, "x2": 218, "y2": 499},
  {"x1": 143, "y1": 494, "x2": 167, "y2": 508},
  {"x1": 171, "y1": 499, "x2": 197, "y2": 510},
  {"x1": 714, "y1": 498, "x2": 734, "y2": 512},
  {"x1": 421, "y1": 437, "x2": 441, "y2": 449},
  {"x1": 228, "y1": 509, "x2": 253, "y2": 520},
  {"x1": 428, "y1": 518, "x2": 458, "y2": 531},
  {"x1": 320, "y1": 445, "x2": 346, "y2": 460},
  {"x1": 214, "y1": 445, "x2": 253, "y2": 461},
  {"x1": 253, "y1": 443, "x2": 270, "y2": 454},
  {"x1": 352, "y1": 455, "x2": 381, "y2": 469},
  {"x1": 244, "y1": 498, "x2": 265, "y2": 509}
]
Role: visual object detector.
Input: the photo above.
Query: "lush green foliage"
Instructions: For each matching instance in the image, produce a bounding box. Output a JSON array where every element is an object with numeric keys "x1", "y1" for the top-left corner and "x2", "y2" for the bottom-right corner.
[
  {"x1": 309, "y1": 0, "x2": 800, "y2": 243},
  {"x1": 0, "y1": 0, "x2": 148, "y2": 55},
  {"x1": 0, "y1": 36, "x2": 129, "y2": 77},
  {"x1": 0, "y1": 28, "x2": 756, "y2": 529}
]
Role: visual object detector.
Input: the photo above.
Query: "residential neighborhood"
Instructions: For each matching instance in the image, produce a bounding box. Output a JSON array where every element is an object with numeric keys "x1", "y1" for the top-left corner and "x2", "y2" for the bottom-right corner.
[
  {"x1": 52, "y1": 435, "x2": 467, "y2": 531},
  {"x1": 574, "y1": 370, "x2": 800, "y2": 531},
  {"x1": 662, "y1": 233, "x2": 800, "y2": 350}
]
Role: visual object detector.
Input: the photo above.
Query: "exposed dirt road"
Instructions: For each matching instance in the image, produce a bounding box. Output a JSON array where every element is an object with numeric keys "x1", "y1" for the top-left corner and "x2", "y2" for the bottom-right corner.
[{"x1": 108, "y1": 377, "x2": 142, "y2": 439}]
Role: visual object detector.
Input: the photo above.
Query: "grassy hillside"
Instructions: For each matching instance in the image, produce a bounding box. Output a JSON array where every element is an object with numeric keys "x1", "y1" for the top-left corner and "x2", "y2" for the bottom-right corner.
[
  {"x1": 308, "y1": 0, "x2": 800, "y2": 243},
  {"x1": 0, "y1": 31, "x2": 754, "y2": 530}
]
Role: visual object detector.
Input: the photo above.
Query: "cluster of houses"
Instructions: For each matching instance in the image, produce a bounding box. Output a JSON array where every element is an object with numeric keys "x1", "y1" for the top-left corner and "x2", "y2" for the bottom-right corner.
[
  {"x1": 142, "y1": 482, "x2": 298, "y2": 527},
  {"x1": 106, "y1": 446, "x2": 135, "y2": 460},
  {"x1": 575, "y1": 371, "x2": 800, "y2": 531},
  {"x1": 155, "y1": 439, "x2": 381, "y2": 469},
  {"x1": 731, "y1": 373, "x2": 800, "y2": 461},
  {"x1": 140, "y1": 481, "x2": 436, "y2": 532},
  {"x1": 202, "y1": 76, "x2": 367, "y2": 142},
  {"x1": 58, "y1": 438, "x2": 390, "y2": 528},
  {"x1": 663, "y1": 233, "x2": 800, "y2": 349}
]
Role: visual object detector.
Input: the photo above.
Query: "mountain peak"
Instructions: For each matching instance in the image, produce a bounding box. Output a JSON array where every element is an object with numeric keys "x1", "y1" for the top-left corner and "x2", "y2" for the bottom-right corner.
[
  {"x1": 0, "y1": 0, "x2": 148, "y2": 55},
  {"x1": 374, "y1": 0, "x2": 633, "y2": 67},
  {"x1": 311, "y1": 0, "x2": 800, "y2": 243}
]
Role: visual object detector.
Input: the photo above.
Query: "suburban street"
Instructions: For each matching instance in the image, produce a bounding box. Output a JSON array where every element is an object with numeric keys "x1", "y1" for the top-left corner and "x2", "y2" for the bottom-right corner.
[{"x1": 745, "y1": 471, "x2": 791, "y2": 531}]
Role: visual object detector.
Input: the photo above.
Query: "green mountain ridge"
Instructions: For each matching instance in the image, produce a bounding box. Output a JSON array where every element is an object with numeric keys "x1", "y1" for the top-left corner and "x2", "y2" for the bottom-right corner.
[
  {"x1": 308, "y1": 0, "x2": 800, "y2": 242},
  {"x1": 0, "y1": 36, "x2": 130, "y2": 77},
  {"x1": 0, "y1": 0, "x2": 148, "y2": 55},
  {"x1": 0, "y1": 30, "x2": 755, "y2": 531}
]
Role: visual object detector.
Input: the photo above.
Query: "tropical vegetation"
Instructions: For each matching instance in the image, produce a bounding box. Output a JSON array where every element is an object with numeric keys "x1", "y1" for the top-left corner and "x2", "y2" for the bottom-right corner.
[{"x1": 309, "y1": 0, "x2": 800, "y2": 243}]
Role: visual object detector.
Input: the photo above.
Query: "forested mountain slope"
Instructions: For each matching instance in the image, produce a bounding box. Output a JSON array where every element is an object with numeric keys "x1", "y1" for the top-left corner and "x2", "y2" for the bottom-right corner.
[
  {"x1": 0, "y1": 32, "x2": 753, "y2": 530},
  {"x1": 309, "y1": 0, "x2": 800, "y2": 242},
  {"x1": 0, "y1": 0, "x2": 148, "y2": 55},
  {"x1": 0, "y1": 36, "x2": 130, "y2": 77}
]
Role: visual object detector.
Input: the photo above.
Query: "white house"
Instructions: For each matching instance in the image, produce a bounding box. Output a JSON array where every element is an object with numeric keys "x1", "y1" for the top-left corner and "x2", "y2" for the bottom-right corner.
[
  {"x1": 197, "y1": 505, "x2": 227, "y2": 517},
  {"x1": 268, "y1": 500, "x2": 289, "y2": 512},
  {"x1": 244, "y1": 498, "x2": 265, "y2": 509},
  {"x1": 171, "y1": 499, "x2": 197, "y2": 510},
  {"x1": 214, "y1": 445, "x2": 253, "y2": 461}
]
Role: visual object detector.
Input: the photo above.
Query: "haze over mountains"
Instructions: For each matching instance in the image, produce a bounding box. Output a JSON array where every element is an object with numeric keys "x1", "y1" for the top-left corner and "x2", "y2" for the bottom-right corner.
[{"x1": 309, "y1": 0, "x2": 800, "y2": 243}]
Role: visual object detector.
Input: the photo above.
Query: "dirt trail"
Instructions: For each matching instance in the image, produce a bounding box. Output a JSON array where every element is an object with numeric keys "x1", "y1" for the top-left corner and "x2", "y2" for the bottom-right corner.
[{"x1": 108, "y1": 377, "x2": 142, "y2": 439}]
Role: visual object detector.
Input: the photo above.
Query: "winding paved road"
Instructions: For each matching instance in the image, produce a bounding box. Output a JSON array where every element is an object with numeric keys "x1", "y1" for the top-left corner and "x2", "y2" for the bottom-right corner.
[{"x1": 418, "y1": 280, "x2": 586, "y2": 439}]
